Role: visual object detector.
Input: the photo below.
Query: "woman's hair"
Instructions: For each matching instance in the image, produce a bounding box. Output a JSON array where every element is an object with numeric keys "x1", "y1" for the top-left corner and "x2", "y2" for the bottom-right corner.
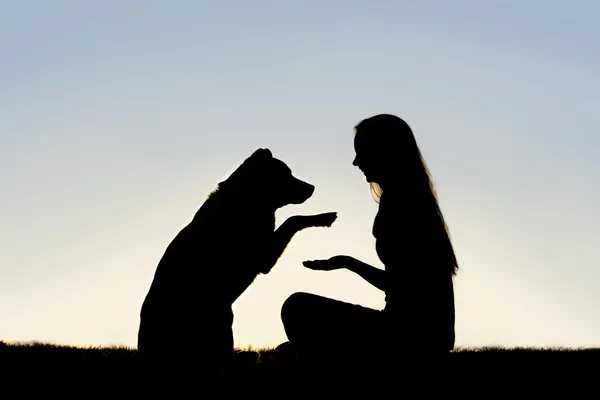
[{"x1": 354, "y1": 114, "x2": 459, "y2": 276}]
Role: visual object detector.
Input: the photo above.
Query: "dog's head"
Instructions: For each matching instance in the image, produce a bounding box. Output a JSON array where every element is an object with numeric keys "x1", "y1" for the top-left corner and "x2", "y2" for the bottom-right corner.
[{"x1": 218, "y1": 148, "x2": 315, "y2": 209}]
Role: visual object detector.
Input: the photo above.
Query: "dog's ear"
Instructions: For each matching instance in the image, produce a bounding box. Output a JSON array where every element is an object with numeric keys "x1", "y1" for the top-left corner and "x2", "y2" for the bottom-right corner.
[
  {"x1": 250, "y1": 148, "x2": 272, "y2": 160},
  {"x1": 219, "y1": 148, "x2": 273, "y2": 191}
]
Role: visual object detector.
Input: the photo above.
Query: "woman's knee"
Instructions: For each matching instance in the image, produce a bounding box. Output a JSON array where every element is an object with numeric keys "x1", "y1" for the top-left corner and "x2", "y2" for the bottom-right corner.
[{"x1": 281, "y1": 292, "x2": 314, "y2": 325}]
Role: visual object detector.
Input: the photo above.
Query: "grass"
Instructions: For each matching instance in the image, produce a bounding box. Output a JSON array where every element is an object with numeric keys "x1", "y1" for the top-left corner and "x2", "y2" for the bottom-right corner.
[{"x1": 1, "y1": 340, "x2": 599, "y2": 394}]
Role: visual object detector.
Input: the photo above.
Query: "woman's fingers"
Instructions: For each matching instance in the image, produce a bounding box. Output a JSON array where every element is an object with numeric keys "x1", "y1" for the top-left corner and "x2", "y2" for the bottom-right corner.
[{"x1": 302, "y1": 260, "x2": 327, "y2": 269}]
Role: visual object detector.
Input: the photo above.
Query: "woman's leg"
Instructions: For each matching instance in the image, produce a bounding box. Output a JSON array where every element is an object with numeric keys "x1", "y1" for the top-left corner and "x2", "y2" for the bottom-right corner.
[{"x1": 281, "y1": 292, "x2": 385, "y2": 366}]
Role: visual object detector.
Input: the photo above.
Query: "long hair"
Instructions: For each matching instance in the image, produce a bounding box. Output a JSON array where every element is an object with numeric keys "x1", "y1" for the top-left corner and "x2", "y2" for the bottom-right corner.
[{"x1": 354, "y1": 114, "x2": 459, "y2": 276}]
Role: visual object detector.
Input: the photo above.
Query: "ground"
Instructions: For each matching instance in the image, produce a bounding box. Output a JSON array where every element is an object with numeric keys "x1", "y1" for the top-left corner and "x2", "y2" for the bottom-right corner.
[{"x1": 1, "y1": 341, "x2": 598, "y2": 395}]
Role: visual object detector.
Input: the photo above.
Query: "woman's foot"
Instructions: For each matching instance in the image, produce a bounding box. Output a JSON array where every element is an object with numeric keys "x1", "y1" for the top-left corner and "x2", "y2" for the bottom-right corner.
[
  {"x1": 273, "y1": 341, "x2": 300, "y2": 369},
  {"x1": 232, "y1": 349, "x2": 260, "y2": 367}
]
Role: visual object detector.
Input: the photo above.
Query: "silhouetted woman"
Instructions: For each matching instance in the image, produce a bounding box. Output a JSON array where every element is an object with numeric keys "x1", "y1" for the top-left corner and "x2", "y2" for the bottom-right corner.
[{"x1": 280, "y1": 114, "x2": 459, "y2": 372}]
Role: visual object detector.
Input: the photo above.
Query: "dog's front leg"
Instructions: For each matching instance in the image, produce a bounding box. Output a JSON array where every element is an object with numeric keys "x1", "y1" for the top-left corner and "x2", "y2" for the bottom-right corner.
[{"x1": 259, "y1": 212, "x2": 337, "y2": 274}]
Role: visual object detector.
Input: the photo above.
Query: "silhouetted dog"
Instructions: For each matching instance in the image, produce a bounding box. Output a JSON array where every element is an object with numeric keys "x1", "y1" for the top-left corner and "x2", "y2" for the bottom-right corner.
[{"x1": 137, "y1": 148, "x2": 336, "y2": 378}]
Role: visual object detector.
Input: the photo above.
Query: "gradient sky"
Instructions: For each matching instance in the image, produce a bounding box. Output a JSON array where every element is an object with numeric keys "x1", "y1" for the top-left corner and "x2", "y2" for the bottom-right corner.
[{"x1": 1, "y1": 0, "x2": 599, "y2": 350}]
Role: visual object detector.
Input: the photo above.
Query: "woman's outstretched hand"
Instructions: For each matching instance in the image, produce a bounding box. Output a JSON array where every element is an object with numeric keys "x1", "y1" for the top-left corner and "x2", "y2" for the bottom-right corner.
[{"x1": 302, "y1": 255, "x2": 358, "y2": 271}]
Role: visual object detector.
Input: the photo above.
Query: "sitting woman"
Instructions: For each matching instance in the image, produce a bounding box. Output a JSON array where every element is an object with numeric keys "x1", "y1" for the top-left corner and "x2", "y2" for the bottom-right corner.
[{"x1": 280, "y1": 114, "x2": 459, "y2": 371}]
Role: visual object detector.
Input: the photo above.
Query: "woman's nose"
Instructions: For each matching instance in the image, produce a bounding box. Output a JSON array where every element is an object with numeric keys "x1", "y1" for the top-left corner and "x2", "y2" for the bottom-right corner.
[{"x1": 352, "y1": 156, "x2": 358, "y2": 166}]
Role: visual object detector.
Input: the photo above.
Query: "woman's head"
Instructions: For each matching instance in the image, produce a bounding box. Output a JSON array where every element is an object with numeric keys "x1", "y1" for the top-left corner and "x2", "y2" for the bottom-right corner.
[
  {"x1": 353, "y1": 114, "x2": 425, "y2": 198},
  {"x1": 353, "y1": 113, "x2": 459, "y2": 276}
]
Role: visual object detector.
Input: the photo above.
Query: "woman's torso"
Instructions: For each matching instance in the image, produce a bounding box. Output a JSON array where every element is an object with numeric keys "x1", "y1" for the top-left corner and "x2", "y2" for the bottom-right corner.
[{"x1": 373, "y1": 192, "x2": 455, "y2": 352}]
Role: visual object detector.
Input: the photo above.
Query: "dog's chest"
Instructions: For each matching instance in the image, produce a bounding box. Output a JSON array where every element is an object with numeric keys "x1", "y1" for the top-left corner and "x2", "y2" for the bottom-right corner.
[{"x1": 210, "y1": 210, "x2": 274, "y2": 252}]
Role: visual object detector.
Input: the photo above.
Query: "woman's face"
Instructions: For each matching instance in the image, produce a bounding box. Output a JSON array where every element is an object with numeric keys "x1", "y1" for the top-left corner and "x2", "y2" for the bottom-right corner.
[{"x1": 352, "y1": 131, "x2": 382, "y2": 183}]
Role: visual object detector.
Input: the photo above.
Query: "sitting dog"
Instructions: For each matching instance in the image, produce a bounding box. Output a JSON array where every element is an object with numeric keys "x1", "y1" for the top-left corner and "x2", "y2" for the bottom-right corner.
[{"x1": 137, "y1": 148, "x2": 337, "y2": 377}]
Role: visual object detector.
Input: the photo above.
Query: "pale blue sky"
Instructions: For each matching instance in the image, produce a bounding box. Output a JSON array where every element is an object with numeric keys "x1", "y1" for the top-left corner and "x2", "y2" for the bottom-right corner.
[{"x1": 1, "y1": 1, "x2": 598, "y2": 349}]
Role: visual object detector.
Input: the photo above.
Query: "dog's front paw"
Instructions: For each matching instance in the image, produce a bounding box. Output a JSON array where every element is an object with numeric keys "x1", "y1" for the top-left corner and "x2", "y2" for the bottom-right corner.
[{"x1": 306, "y1": 212, "x2": 337, "y2": 228}]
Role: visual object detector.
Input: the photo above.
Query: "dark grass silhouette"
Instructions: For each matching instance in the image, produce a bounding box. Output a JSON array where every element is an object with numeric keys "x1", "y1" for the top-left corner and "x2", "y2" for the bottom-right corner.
[
  {"x1": 137, "y1": 148, "x2": 337, "y2": 379},
  {"x1": 1, "y1": 341, "x2": 599, "y2": 395}
]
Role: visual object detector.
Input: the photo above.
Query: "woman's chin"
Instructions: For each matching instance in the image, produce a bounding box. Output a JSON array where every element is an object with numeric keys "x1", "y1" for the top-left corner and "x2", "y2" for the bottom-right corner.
[
  {"x1": 366, "y1": 177, "x2": 382, "y2": 186},
  {"x1": 363, "y1": 172, "x2": 377, "y2": 183}
]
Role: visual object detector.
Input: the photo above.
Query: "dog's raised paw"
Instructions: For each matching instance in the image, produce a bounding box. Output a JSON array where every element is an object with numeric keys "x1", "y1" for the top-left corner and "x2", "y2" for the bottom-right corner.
[{"x1": 312, "y1": 212, "x2": 338, "y2": 227}]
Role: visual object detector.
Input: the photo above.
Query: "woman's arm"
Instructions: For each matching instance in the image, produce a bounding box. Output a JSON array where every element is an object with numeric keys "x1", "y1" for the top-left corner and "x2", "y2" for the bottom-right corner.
[
  {"x1": 346, "y1": 258, "x2": 387, "y2": 292},
  {"x1": 303, "y1": 255, "x2": 387, "y2": 292}
]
